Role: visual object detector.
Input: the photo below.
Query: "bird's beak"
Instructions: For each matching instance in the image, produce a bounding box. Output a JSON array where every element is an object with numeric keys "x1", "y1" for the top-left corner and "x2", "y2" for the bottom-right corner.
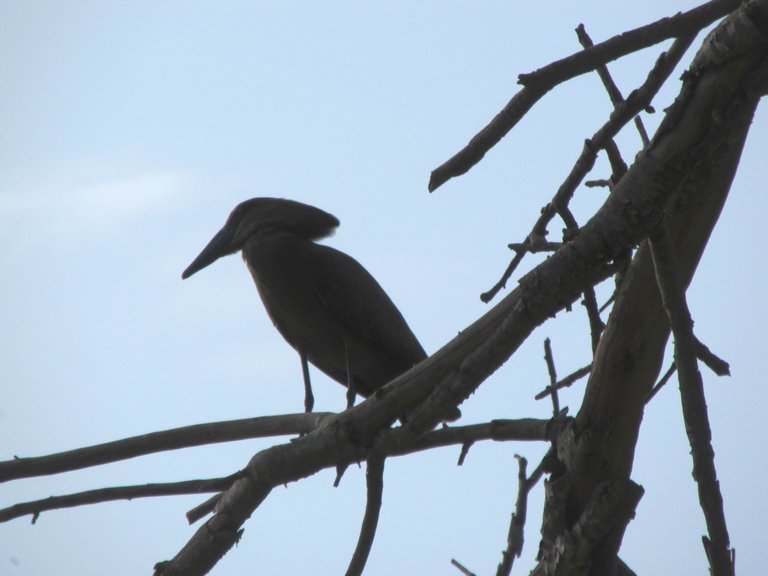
[{"x1": 181, "y1": 223, "x2": 236, "y2": 279}]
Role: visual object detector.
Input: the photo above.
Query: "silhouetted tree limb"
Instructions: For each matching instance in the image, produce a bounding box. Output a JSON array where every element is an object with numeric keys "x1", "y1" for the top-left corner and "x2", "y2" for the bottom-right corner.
[
  {"x1": 535, "y1": 365, "x2": 592, "y2": 401},
  {"x1": 650, "y1": 226, "x2": 734, "y2": 575},
  {"x1": 0, "y1": 418, "x2": 560, "y2": 524},
  {"x1": 0, "y1": 412, "x2": 335, "y2": 483},
  {"x1": 541, "y1": 3, "x2": 768, "y2": 573},
  {"x1": 495, "y1": 454, "x2": 546, "y2": 576},
  {"x1": 428, "y1": 0, "x2": 740, "y2": 192},
  {"x1": 181, "y1": 416, "x2": 566, "y2": 525},
  {"x1": 479, "y1": 31, "x2": 695, "y2": 303},
  {"x1": 0, "y1": 475, "x2": 239, "y2": 524},
  {"x1": 576, "y1": 24, "x2": 650, "y2": 149},
  {"x1": 345, "y1": 454, "x2": 385, "y2": 576}
]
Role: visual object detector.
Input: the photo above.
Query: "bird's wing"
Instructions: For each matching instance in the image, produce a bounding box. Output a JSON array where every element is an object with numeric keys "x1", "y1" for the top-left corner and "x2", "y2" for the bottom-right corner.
[{"x1": 306, "y1": 243, "x2": 427, "y2": 366}]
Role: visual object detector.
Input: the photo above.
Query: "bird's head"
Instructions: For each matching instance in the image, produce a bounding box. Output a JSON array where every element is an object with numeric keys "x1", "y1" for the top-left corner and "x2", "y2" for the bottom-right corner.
[{"x1": 181, "y1": 197, "x2": 340, "y2": 279}]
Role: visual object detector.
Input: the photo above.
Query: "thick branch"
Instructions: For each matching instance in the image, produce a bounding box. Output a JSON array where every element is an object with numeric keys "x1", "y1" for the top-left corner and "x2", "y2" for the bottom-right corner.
[
  {"x1": 543, "y1": 2, "x2": 767, "y2": 572},
  {"x1": 536, "y1": 480, "x2": 644, "y2": 576}
]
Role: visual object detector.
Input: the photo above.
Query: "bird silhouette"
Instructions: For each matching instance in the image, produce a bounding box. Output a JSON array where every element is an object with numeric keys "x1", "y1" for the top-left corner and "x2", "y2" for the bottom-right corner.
[{"x1": 182, "y1": 197, "x2": 432, "y2": 414}]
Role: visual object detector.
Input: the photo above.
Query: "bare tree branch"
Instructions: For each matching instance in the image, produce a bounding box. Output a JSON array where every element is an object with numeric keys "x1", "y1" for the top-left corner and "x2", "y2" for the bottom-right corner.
[
  {"x1": 582, "y1": 289, "x2": 605, "y2": 354},
  {"x1": 495, "y1": 454, "x2": 546, "y2": 576},
  {"x1": 645, "y1": 362, "x2": 678, "y2": 404},
  {"x1": 428, "y1": 0, "x2": 739, "y2": 191},
  {"x1": 0, "y1": 412, "x2": 335, "y2": 483},
  {"x1": 0, "y1": 475, "x2": 239, "y2": 524},
  {"x1": 451, "y1": 558, "x2": 477, "y2": 576},
  {"x1": 479, "y1": 33, "x2": 696, "y2": 303},
  {"x1": 535, "y1": 365, "x2": 592, "y2": 401},
  {"x1": 0, "y1": 418, "x2": 559, "y2": 524},
  {"x1": 695, "y1": 338, "x2": 731, "y2": 376},
  {"x1": 650, "y1": 226, "x2": 734, "y2": 576},
  {"x1": 543, "y1": 339, "x2": 560, "y2": 415},
  {"x1": 576, "y1": 24, "x2": 651, "y2": 149},
  {"x1": 345, "y1": 454, "x2": 385, "y2": 576}
]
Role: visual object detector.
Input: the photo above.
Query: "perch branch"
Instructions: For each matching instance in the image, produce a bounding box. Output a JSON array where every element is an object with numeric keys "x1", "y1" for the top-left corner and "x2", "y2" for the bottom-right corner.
[
  {"x1": 0, "y1": 418, "x2": 560, "y2": 525},
  {"x1": 451, "y1": 559, "x2": 477, "y2": 576},
  {"x1": 480, "y1": 33, "x2": 695, "y2": 303},
  {"x1": 184, "y1": 417, "x2": 565, "y2": 524},
  {"x1": 644, "y1": 362, "x2": 678, "y2": 404}
]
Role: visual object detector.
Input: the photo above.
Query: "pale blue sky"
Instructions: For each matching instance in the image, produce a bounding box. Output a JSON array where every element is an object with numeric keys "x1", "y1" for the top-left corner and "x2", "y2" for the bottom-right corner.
[{"x1": 1, "y1": 2, "x2": 766, "y2": 575}]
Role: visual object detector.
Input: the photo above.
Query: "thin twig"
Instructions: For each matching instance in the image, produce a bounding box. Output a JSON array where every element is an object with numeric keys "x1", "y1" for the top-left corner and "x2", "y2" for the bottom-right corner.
[
  {"x1": 0, "y1": 475, "x2": 239, "y2": 523},
  {"x1": 646, "y1": 342, "x2": 730, "y2": 405},
  {"x1": 480, "y1": 33, "x2": 696, "y2": 303},
  {"x1": 650, "y1": 226, "x2": 734, "y2": 576},
  {"x1": 582, "y1": 288, "x2": 605, "y2": 354},
  {"x1": 345, "y1": 455, "x2": 385, "y2": 576},
  {"x1": 187, "y1": 493, "x2": 225, "y2": 525},
  {"x1": 508, "y1": 241, "x2": 563, "y2": 253},
  {"x1": 535, "y1": 364, "x2": 592, "y2": 400},
  {"x1": 645, "y1": 362, "x2": 678, "y2": 404},
  {"x1": 604, "y1": 139, "x2": 631, "y2": 183},
  {"x1": 186, "y1": 418, "x2": 565, "y2": 523},
  {"x1": 495, "y1": 454, "x2": 547, "y2": 576},
  {"x1": 585, "y1": 178, "x2": 612, "y2": 188},
  {"x1": 543, "y1": 339, "x2": 560, "y2": 416},
  {"x1": 480, "y1": 247, "x2": 525, "y2": 303},
  {"x1": 451, "y1": 559, "x2": 477, "y2": 576},
  {"x1": 428, "y1": 0, "x2": 738, "y2": 191},
  {"x1": 458, "y1": 441, "x2": 473, "y2": 466},
  {"x1": 576, "y1": 24, "x2": 650, "y2": 148}
]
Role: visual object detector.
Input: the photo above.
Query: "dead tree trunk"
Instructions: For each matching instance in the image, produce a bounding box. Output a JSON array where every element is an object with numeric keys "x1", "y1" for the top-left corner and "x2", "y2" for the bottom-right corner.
[{"x1": 536, "y1": 4, "x2": 768, "y2": 575}]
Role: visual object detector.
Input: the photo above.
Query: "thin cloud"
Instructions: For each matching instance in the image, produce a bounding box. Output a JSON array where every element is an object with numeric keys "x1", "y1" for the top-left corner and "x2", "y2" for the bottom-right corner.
[{"x1": 0, "y1": 169, "x2": 192, "y2": 255}]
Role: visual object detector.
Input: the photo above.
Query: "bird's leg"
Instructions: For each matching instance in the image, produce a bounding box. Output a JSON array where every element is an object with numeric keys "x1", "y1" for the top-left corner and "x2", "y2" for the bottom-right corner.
[
  {"x1": 300, "y1": 352, "x2": 314, "y2": 413},
  {"x1": 344, "y1": 341, "x2": 355, "y2": 409}
]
